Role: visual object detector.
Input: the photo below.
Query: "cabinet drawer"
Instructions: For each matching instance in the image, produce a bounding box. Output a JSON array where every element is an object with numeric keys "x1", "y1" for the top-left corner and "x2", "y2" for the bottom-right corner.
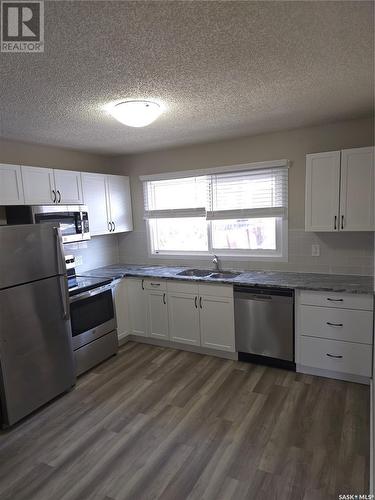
[
  {"x1": 144, "y1": 279, "x2": 167, "y2": 291},
  {"x1": 300, "y1": 305, "x2": 373, "y2": 344},
  {"x1": 167, "y1": 281, "x2": 198, "y2": 294},
  {"x1": 198, "y1": 283, "x2": 233, "y2": 298},
  {"x1": 299, "y1": 290, "x2": 373, "y2": 311},
  {"x1": 300, "y1": 336, "x2": 372, "y2": 377}
]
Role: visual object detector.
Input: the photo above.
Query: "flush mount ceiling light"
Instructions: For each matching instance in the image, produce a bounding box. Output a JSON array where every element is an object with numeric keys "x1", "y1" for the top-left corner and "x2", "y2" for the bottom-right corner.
[{"x1": 108, "y1": 100, "x2": 163, "y2": 128}]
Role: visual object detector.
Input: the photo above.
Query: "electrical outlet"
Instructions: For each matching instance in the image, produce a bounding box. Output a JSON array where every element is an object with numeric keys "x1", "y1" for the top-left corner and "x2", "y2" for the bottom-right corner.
[
  {"x1": 311, "y1": 244, "x2": 320, "y2": 257},
  {"x1": 75, "y1": 255, "x2": 83, "y2": 266}
]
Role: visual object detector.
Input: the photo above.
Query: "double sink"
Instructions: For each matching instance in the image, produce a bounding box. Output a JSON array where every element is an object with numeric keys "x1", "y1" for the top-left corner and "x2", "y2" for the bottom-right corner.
[{"x1": 177, "y1": 269, "x2": 241, "y2": 280}]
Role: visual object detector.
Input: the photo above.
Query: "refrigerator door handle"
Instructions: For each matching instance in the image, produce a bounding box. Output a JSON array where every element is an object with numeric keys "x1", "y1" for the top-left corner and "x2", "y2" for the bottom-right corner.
[{"x1": 54, "y1": 227, "x2": 70, "y2": 320}]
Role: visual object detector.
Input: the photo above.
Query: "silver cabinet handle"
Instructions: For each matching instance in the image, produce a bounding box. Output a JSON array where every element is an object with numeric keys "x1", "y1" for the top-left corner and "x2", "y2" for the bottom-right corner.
[
  {"x1": 327, "y1": 298, "x2": 343, "y2": 302},
  {"x1": 108, "y1": 221, "x2": 111, "y2": 232},
  {"x1": 334, "y1": 215, "x2": 337, "y2": 230},
  {"x1": 163, "y1": 293, "x2": 166, "y2": 305},
  {"x1": 52, "y1": 189, "x2": 56, "y2": 203},
  {"x1": 57, "y1": 190, "x2": 61, "y2": 203},
  {"x1": 199, "y1": 297, "x2": 202, "y2": 309},
  {"x1": 326, "y1": 322, "x2": 343, "y2": 327},
  {"x1": 194, "y1": 296, "x2": 198, "y2": 308},
  {"x1": 112, "y1": 221, "x2": 116, "y2": 232},
  {"x1": 141, "y1": 279, "x2": 145, "y2": 290},
  {"x1": 341, "y1": 215, "x2": 344, "y2": 230},
  {"x1": 326, "y1": 353, "x2": 343, "y2": 359}
]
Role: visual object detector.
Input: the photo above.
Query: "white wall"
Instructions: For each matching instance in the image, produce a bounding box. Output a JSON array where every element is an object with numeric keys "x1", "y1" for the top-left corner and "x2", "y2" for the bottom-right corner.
[{"x1": 113, "y1": 117, "x2": 374, "y2": 275}]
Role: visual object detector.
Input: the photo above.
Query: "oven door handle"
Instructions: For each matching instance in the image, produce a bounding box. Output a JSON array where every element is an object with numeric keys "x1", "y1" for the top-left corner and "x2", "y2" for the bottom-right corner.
[{"x1": 69, "y1": 281, "x2": 119, "y2": 303}]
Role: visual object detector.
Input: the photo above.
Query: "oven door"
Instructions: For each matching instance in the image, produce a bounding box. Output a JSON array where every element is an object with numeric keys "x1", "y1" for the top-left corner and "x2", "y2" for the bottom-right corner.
[
  {"x1": 32, "y1": 205, "x2": 90, "y2": 243},
  {"x1": 70, "y1": 287, "x2": 116, "y2": 350}
]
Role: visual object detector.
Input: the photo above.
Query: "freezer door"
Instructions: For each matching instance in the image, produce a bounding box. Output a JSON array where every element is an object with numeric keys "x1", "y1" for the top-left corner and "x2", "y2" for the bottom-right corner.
[
  {"x1": 0, "y1": 223, "x2": 65, "y2": 289},
  {"x1": 0, "y1": 276, "x2": 75, "y2": 426}
]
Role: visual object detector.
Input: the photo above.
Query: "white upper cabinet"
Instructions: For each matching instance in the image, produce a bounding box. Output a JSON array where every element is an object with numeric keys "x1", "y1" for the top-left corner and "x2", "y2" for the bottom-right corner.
[
  {"x1": 53, "y1": 169, "x2": 83, "y2": 205},
  {"x1": 81, "y1": 172, "x2": 111, "y2": 235},
  {"x1": 305, "y1": 147, "x2": 374, "y2": 232},
  {"x1": 305, "y1": 151, "x2": 341, "y2": 232},
  {"x1": 339, "y1": 147, "x2": 374, "y2": 231},
  {"x1": 21, "y1": 166, "x2": 55, "y2": 204},
  {"x1": 81, "y1": 173, "x2": 133, "y2": 236},
  {"x1": 0, "y1": 164, "x2": 24, "y2": 205},
  {"x1": 107, "y1": 175, "x2": 133, "y2": 234}
]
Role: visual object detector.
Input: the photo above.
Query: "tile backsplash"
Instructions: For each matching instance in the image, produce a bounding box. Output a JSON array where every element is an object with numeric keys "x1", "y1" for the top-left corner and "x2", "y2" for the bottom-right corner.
[
  {"x1": 64, "y1": 234, "x2": 120, "y2": 272},
  {"x1": 117, "y1": 228, "x2": 374, "y2": 276}
]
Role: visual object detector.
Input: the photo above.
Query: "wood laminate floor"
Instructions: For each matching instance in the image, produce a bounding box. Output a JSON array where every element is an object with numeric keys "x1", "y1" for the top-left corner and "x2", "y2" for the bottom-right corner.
[{"x1": 0, "y1": 342, "x2": 369, "y2": 500}]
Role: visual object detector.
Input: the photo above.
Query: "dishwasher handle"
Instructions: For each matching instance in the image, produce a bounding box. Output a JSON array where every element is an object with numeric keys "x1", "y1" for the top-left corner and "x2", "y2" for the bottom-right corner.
[{"x1": 234, "y1": 285, "x2": 294, "y2": 300}]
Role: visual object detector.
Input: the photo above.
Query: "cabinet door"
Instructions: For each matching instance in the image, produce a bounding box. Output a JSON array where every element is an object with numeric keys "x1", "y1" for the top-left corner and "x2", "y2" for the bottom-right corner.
[
  {"x1": 54, "y1": 169, "x2": 83, "y2": 204},
  {"x1": 127, "y1": 278, "x2": 148, "y2": 337},
  {"x1": 147, "y1": 290, "x2": 169, "y2": 340},
  {"x1": 21, "y1": 166, "x2": 55, "y2": 204},
  {"x1": 199, "y1": 295, "x2": 235, "y2": 352},
  {"x1": 107, "y1": 175, "x2": 133, "y2": 233},
  {"x1": 305, "y1": 151, "x2": 341, "y2": 231},
  {"x1": 339, "y1": 147, "x2": 374, "y2": 231},
  {"x1": 0, "y1": 164, "x2": 24, "y2": 205},
  {"x1": 114, "y1": 279, "x2": 130, "y2": 342},
  {"x1": 168, "y1": 292, "x2": 200, "y2": 345},
  {"x1": 82, "y1": 173, "x2": 111, "y2": 235}
]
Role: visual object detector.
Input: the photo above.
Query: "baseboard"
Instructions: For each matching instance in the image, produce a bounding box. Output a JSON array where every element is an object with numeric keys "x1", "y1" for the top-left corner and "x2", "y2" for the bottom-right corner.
[
  {"x1": 118, "y1": 332, "x2": 130, "y2": 346},
  {"x1": 128, "y1": 335, "x2": 238, "y2": 360},
  {"x1": 296, "y1": 364, "x2": 370, "y2": 385}
]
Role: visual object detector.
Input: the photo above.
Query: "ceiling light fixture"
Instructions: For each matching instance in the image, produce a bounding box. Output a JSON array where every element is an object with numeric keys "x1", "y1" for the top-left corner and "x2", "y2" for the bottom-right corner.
[{"x1": 108, "y1": 100, "x2": 163, "y2": 128}]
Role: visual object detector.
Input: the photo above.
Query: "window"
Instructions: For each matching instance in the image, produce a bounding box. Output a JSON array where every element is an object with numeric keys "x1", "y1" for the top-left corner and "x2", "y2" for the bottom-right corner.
[{"x1": 143, "y1": 164, "x2": 288, "y2": 260}]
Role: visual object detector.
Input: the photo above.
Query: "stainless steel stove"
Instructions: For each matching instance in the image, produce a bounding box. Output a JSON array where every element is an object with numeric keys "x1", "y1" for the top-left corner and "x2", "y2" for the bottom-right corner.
[{"x1": 66, "y1": 256, "x2": 119, "y2": 376}]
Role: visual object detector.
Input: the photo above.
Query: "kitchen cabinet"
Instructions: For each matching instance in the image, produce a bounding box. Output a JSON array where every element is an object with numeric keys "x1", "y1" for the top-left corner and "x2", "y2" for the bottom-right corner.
[
  {"x1": 168, "y1": 292, "x2": 201, "y2": 346},
  {"x1": 81, "y1": 173, "x2": 110, "y2": 235},
  {"x1": 296, "y1": 290, "x2": 374, "y2": 383},
  {"x1": 81, "y1": 173, "x2": 133, "y2": 235},
  {"x1": 199, "y1": 294, "x2": 235, "y2": 352},
  {"x1": 127, "y1": 278, "x2": 148, "y2": 337},
  {"x1": 147, "y1": 289, "x2": 169, "y2": 340},
  {"x1": 107, "y1": 175, "x2": 133, "y2": 233},
  {"x1": 21, "y1": 166, "x2": 55, "y2": 204},
  {"x1": 114, "y1": 278, "x2": 130, "y2": 342},
  {"x1": 53, "y1": 169, "x2": 83, "y2": 204},
  {"x1": 305, "y1": 146, "x2": 374, "y2": 232},
  {"x1": 339, "y1": 147, "x2": 374, "y2": 231},
  {"x1": 0, "y1": 164, "x2": 24, "y2": 205},
  {"x1": 21, "y1": 166, "x2": 83, "y2": 205}
]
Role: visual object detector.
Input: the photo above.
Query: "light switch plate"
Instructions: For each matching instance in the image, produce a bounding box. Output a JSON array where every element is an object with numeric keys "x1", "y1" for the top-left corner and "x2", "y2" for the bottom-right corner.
[{"x1": 311, "y1": 244, "x2": 320, "y2": 257}]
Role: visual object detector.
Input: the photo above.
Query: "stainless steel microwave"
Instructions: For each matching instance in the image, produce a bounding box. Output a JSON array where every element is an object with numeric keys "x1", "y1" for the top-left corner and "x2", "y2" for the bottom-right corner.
[{"x1": 5, "y1": 205, "x2": 90, "y2": 244}]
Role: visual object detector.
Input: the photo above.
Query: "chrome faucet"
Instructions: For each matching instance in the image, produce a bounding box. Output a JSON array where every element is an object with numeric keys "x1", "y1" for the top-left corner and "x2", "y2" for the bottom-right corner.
[{"x1": 212, "y1": 254, "x2": 221, "y2": 272}]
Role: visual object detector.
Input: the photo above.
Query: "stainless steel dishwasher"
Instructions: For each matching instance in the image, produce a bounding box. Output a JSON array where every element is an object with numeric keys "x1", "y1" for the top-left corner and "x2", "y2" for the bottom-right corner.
[{"x1": 234, "y1": 285, "x2": 295, "y2": 370}]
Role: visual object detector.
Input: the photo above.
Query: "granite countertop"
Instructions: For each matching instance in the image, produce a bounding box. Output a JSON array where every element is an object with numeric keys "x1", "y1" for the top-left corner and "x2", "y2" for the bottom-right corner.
[{"x1": 81, "y1": 264, "x2": 374, "y2": 294}]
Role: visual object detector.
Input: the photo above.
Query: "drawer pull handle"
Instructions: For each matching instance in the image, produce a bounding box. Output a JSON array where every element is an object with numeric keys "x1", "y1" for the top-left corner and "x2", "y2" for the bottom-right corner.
[
  {"x1": 326, "y1": 353, "x2": 343, "y2": 359},
  {"x1": 151, "y1": 283, "x2": 161, "y2": 287},
  {"x1": 326, "y1": 298, "x2": 343, "y2": 302},
  {"x1": 326, "y1": 322, "x2": 343, "y2": 327}
]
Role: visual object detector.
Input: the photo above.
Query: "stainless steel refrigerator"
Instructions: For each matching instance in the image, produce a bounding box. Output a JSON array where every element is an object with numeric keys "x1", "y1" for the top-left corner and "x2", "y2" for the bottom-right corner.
[{"x1": 0, "y1": 224, "x2": 75, "y2": 427}]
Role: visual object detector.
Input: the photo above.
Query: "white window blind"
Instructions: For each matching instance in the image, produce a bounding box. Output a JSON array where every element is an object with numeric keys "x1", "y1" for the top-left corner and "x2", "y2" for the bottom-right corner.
[
  {"x1": 144, "y1": 176, "x2": 208, "y2": 219},
  {"x1": 207, "y1": 167, "x2": 288, "y2": 220}
]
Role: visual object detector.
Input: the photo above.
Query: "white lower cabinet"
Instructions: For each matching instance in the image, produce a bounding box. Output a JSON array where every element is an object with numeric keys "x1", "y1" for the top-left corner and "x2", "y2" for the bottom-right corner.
[
  {"x1": 168, "y1": 292, "x2": 201, "y2": 345},
  {"x1": 199, "y1": 294, "x2": 235, "y2": 352},
  {"x1": 114, "y1": 279, "x2": 130, "y2": 342},
  {"x1": 296, "y1": 290, "x2": 374, "y2": 384},
  {"x1": 147, "y1": 289, "x2": 169, "y2": 340},
  {"x1": 127, "y1": 278, "x2": 148, "y2": 337},
  {"x1": 117, "y1": 278, "x2": 235, "y2": 354}
]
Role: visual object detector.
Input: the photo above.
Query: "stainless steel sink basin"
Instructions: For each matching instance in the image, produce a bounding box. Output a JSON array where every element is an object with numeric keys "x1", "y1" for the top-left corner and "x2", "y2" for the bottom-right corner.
[
  {"x1": 209, "y1": 271, "x2": 241, "y2": 279},
  {"x1": 177, "y1": 269, "x2": 213, "y2": 277}
]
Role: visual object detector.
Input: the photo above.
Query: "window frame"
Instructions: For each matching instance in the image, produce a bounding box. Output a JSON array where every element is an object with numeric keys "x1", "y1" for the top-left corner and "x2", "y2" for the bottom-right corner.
[{"x1": 143, "y1": 161, "x2": 289, "y2": 262}]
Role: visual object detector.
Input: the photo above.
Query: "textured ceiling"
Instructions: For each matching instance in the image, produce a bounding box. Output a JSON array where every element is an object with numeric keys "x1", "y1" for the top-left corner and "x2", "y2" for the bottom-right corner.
[{"x1": 0, "y1": 1, "x2": 373, "y2": 155}]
